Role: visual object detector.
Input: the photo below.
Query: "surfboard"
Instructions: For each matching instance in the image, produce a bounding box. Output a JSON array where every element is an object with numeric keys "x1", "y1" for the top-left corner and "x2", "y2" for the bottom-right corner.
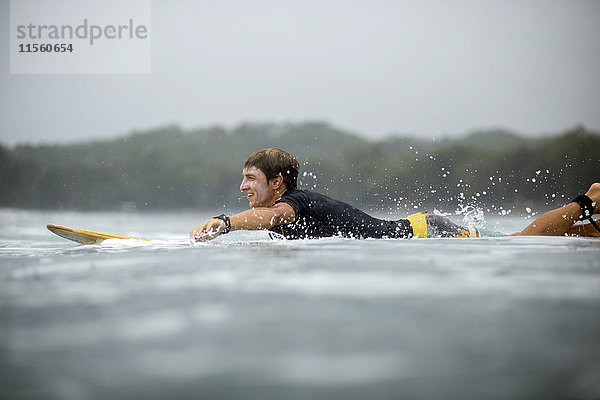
[{"x1": 47, "y1": 224, "x2": 149, "y2": 245}]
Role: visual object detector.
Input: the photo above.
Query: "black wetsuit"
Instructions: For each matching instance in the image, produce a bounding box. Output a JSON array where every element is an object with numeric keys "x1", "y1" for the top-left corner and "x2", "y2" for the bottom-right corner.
[
  {"x1": 270, "y1": 189, "x2": 412, "y2": 239},
  {"x1": 270, "y1": 189, "x2": 475, "y2": 240}
]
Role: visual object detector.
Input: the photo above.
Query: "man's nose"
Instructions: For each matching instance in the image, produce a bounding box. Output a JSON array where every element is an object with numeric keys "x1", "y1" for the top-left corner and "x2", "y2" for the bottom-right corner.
[{"x1": 240, "y1": 179, "x2": 249, "y2": 191}]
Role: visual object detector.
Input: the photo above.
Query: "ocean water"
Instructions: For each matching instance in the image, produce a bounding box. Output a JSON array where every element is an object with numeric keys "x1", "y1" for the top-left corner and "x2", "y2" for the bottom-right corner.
[{"x1": 1, "y1": 208, "x2": 599, "y2": 400}]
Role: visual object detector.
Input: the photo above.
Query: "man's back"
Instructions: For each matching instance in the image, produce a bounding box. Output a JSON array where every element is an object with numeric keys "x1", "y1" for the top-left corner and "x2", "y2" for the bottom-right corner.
[{"x1": 270, "y1": 189, "x2": 412, "y2": 239}]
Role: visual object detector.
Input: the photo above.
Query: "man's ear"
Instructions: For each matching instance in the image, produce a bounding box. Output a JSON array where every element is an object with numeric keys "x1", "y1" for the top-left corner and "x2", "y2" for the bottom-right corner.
[{"x1": 270, "y1": 174, "x2": 283, "y2": 189}]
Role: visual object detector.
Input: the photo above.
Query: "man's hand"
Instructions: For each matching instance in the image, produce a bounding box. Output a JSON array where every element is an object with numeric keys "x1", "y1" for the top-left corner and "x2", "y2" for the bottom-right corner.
[{"x1": 190, "y1": 218, "x2": 226, "y2": 242}]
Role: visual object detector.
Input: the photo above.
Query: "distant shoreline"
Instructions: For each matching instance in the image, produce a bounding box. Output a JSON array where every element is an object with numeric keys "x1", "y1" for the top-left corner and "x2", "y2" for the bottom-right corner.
[{"x1": 2, "y1": 122, "x2": 598, "y2": 212}]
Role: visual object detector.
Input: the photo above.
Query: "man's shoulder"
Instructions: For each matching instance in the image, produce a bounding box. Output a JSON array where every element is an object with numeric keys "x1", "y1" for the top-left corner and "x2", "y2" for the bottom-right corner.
[
  {"x1": 280, "y1": 189, "x2": 329, "y2": 202},
  {"x1": 278, "y1": 189, "x2": 310, "y2": 203},
  {"x1": 279, "y1": 189, "x2": 348, "y2": 209},
  {"x1": 276, "y1": 189, "x2": 333, "y2": 213}
]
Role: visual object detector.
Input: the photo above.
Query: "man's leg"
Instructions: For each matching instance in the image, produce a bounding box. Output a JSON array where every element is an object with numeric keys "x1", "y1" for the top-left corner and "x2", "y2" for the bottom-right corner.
[
  {"x1": 514, "y1": 183, "x2": 600, "y2": 237},
  {"x1": 566, "y1": 223, "x2": 600, "y2": 238}
]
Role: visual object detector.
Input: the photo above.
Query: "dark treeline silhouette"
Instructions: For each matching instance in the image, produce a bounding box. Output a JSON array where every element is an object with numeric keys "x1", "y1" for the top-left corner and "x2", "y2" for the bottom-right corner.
[{"x1": 1, "y1": 122, "x2": 598, "y2": 214}]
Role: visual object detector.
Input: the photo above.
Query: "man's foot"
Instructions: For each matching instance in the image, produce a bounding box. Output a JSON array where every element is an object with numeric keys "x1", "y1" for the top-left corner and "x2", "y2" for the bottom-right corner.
[{"x1": 584, "y1": 182, "x2": 600, "y2": 214}]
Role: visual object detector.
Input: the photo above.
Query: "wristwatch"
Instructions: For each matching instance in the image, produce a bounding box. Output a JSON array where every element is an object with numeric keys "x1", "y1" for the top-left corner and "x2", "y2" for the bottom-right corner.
[{"x1": 213, "y1": 214, "x2": 231, "y2": 234}]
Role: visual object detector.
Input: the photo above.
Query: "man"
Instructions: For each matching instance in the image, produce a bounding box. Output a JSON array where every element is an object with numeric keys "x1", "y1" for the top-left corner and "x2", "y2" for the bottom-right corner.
[{"x1": 190, "y1": 148, "x2": 600, "y2": 241}]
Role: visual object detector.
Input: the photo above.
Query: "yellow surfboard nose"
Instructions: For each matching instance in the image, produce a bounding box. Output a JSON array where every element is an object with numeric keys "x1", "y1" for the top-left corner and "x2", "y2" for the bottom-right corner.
[{"x1": 47, "y1": 224, "x2": 149, "y2": 245}]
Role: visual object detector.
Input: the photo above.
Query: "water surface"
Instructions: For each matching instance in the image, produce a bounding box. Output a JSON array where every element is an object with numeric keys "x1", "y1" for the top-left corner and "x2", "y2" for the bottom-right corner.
[{"x1": 1, "y1": 208, "x2": 599, "y2": 400}]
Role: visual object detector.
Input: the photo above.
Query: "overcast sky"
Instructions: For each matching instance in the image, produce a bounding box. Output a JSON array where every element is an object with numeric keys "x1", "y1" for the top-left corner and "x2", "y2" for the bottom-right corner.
[{"x1": 1, "y1": 0, "x2": 599, "y2": 146}]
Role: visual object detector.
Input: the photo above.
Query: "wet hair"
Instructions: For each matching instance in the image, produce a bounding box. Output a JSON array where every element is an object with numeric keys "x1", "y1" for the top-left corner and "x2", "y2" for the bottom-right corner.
[{"x1": 244, "y1": 148, "x2": 299, "y2": 190}]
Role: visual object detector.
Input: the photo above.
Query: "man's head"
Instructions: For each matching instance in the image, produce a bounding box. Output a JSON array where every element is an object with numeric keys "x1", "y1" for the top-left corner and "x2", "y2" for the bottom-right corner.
[
  {"x1": 240, "y1": 148, "x2": 299, "y2": 208},
  {"x1": 244, "y1": 148, "x2": 299, "y2": 190}
]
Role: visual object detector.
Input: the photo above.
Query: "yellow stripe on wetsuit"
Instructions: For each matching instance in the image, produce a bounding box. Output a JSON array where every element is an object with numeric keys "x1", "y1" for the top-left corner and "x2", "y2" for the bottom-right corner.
[{"x1": 407, "y1": 211, "x2": 428, "y2": 238}]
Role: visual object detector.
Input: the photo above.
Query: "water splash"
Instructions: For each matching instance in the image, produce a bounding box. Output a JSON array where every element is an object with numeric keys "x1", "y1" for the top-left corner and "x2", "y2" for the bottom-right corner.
[
  {"x1": 454, "y1": 204, "x2": 485, "y2": 227},
  {"x1": 300, "y1": 171, "x2": 319, "y2": 190}
]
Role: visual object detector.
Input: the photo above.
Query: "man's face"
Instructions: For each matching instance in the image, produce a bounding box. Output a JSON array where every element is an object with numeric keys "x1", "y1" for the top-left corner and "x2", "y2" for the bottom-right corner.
[{"x1": 240, "y1": 166, "x2": 278, "y2": 208}]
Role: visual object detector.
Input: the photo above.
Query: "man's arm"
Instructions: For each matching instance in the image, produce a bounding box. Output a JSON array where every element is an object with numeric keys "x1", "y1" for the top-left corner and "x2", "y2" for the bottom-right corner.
[
  {"x1": 190, "y1": 202, "x2": 296, "y2": 242},
  {"x1": 511, "y1": 182, "x2": 600, "y2": 237}
]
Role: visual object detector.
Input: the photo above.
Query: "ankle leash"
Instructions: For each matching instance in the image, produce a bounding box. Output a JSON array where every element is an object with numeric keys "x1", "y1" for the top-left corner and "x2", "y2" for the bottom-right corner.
[{"x1": 572, "y1": 195, "x2": 600, "y2": 233}]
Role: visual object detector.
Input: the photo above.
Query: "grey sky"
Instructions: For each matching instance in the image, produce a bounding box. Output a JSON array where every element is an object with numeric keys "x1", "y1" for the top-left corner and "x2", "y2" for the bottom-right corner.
[{"x1": 1, "y1": 0, "x2": 599, "y2": 145}]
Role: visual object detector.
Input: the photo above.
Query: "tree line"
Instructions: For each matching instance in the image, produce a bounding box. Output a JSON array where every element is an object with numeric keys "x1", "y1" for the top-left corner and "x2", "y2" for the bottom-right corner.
[{"x1": 1, "y1": 122, "x2": 598, "y2": 214}]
